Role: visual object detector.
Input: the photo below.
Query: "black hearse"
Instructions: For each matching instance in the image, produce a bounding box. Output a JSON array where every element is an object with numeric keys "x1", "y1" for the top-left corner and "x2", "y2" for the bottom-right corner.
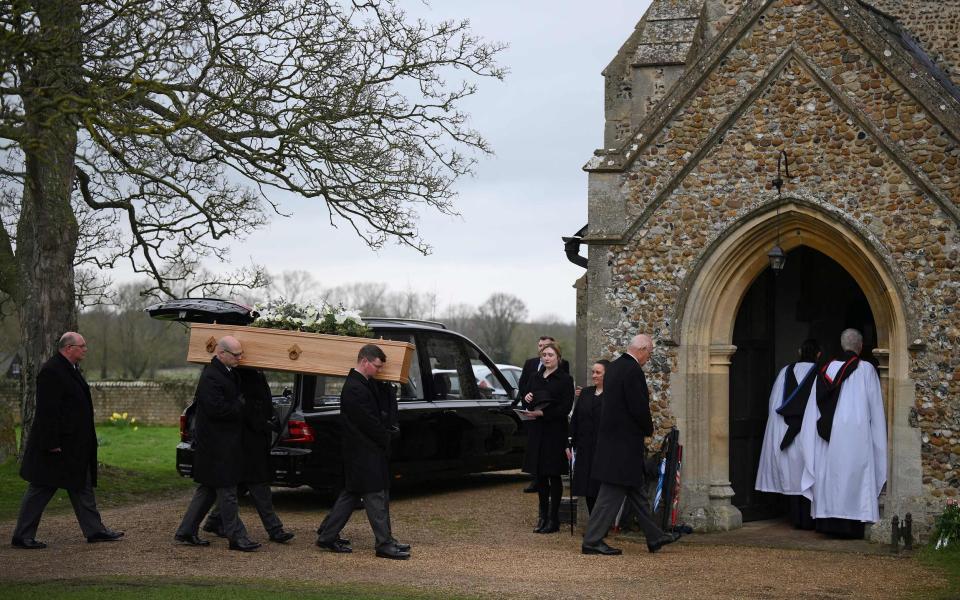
[{"x1": 146, "y1": 299, "x2": 527, "y2": 492}]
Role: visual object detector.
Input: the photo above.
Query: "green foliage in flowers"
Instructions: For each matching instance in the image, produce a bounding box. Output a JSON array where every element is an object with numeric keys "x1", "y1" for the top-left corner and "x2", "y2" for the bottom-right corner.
[
  {"x1": 933, "y1": 498, "x2": 960, "y2": 550},
  {"x1": 251, "y1": 298, "x2": 372, "y2": 337}
]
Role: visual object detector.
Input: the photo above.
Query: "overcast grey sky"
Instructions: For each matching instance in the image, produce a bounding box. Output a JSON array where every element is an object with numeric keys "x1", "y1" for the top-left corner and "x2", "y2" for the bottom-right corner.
[{"x1": 235, "y1": 1, "x2": 653, "y2": 321}]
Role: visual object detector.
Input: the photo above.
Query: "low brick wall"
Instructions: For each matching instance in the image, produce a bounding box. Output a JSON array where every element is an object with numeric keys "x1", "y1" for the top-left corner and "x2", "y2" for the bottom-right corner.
[
  {"x1": 1, "y1": 379, "x2": 293, "y2": 426},
  {"x1": 0, "y1": 380, "x2": 195, "y2": 426},
  {"x1": 89, "y1": 381, "x2": 196, "y2": 426}
]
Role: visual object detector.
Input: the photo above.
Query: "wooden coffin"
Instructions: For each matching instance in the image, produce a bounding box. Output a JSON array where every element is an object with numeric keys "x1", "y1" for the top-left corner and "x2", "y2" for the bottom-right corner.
[{"x1": 187, "y1": 323, "x2": 415, "y2": 383}]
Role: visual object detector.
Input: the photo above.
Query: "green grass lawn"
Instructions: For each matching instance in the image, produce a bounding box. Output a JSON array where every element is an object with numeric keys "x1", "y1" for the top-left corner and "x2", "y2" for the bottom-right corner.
[
  {"x1": 0, "y1": 425, "x2": 192, "y2": 521},
  {"x1": 0, "y1": 578, "x2": 481, "y2": 600},
  {"x1": 914, "y1": 544, "x2": 960, "y2": 599}
]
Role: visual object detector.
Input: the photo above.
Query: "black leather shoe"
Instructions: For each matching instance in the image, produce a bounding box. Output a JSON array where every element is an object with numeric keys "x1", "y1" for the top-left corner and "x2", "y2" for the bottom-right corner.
[
  {"x1": 376, "y1": 546, "x2": 411, "y2": 560},
  {"x1": 229, "y1": 538, "x2": 261, "y2": 552},
  {"x1": 269, "y1": 530, "x2": 295, "y2": 543},
  {"x1": 647, "y1": 532, "x2": 679, "y2": 553},
  {"x1": 391, "y1": 540, "x2": 411, "y2": 552},
  {"x1": 533, "y1": 517, "x2": 547, "y2": 533},
  {"x1": 87, "y1": 529, "x2": 124, "y2": 543},
  {"x1": 316, "y1": 539, "x2": 352, "y2": 553},
  {"x1": 523, "y1": 482, "x2": 539, "y2": 493},
  {"x1": 582, "y1": 541, "x2": 622, "y2": 555},
  {"x1": 316, "y1": 528, "x2": 350, "y2": 546},
  {"x1": 174, "y1": 533, "x2": 210, "y2": 546},
  {"x1": 202, "y1": 522, "x2": 226, "y2": 538},
  {"x1": 11, "y1": 537, "x2": 47, "y2": 549}
]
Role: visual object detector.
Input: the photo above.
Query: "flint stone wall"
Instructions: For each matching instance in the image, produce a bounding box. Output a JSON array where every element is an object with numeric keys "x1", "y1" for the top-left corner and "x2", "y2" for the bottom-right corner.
[{"x1": 586, "y1": 0, "x2": 959, "y2": 535}]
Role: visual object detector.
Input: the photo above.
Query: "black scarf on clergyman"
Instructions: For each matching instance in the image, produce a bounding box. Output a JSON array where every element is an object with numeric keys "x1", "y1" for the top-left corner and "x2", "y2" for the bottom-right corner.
[
  {"x1": 815, "y1": 351, "x2": 860, "y2": 442},
  {"x1": 775, "y1": 362, "x2": 817, "y2": 450}
]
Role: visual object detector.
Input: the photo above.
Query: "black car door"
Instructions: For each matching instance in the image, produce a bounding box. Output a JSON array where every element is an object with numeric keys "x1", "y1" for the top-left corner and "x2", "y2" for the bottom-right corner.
[
  {"x1": 364, "y1": 330, "x2": 441, "y2": 481},
  {"x1": 461, "y1": 341, "x2": 525, "y2": 471},
  {"x1": 418, "y1": 332, "x2": 484, "y2": 471}
]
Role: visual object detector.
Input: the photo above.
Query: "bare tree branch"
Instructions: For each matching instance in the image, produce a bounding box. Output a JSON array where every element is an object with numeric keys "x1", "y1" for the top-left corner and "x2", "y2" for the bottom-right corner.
[{"x1": 1, "y1": 0, "x2": 504, "y2": 458}]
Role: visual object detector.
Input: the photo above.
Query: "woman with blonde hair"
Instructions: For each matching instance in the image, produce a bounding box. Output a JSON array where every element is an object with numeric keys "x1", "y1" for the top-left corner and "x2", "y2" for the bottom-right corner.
[{"x1": 520, "y1": 342, "x2": 574, "y2": 533}]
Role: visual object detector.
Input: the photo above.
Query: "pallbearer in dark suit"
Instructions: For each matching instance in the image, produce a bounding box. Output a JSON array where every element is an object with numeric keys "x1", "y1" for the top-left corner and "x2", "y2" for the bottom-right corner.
[
  {"x1": 174, "y1": 335, "x2": 260, "y2": 551},
  {"x1": 12, "y1": 332, "x2": 123, "y2": 549},
  {"x1": 519, "y1": 342, "x2": 574, "y2": 534},
  {"x1": 201, "y1": 367, "x2": 294, "y2": 543},
  {"x1": 567, "y1": 359, "x2": 610, "y2": 515},
  {"x1": 315, "y1": 344, "x2": 410, "y2": 560},
  {"x1": 581, "y1": 334, "x2": 676, "y2": 555}
]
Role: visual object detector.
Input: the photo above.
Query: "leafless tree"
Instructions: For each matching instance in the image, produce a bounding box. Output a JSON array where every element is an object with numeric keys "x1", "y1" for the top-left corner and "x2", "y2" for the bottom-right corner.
[
  {"x1": 440, "y1": 302, "x2": 478, "y2": 338},
  {"x1": 265, "y1": 270, "x2": 321, "y2": 305},
  {"x1": 0, "y1": 0, "x2": 504, "y2": 455},
  {"x1": 384, "y1": 287, "x2": 438, "y2": 319},
  {"x1": 112, "y1": 282, "x2": 171, "y2": 379},
  {"x1": 322, "y1": 281, "x2": 389, "y2": 317},
  {"x1": 474, "y1": 293, "x2": 527, "y2": 363}
]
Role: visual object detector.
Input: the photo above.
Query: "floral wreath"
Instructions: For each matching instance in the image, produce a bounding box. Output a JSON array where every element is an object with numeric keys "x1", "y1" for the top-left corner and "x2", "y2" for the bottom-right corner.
[{"x1": 250, "y1": 298, "x2": 373, "y2": 338}]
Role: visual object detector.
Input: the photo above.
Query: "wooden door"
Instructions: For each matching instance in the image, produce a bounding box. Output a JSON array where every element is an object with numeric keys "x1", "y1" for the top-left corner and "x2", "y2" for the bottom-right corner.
[{"x1": 729, "y1": 268, "x2": 783, "y2": 521}]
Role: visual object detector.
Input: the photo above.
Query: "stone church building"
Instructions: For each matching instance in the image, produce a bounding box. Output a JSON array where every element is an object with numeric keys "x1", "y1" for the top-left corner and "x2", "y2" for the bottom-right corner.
[{"x1": 573, "y1": 0, "x2": 959, "y2": 539}]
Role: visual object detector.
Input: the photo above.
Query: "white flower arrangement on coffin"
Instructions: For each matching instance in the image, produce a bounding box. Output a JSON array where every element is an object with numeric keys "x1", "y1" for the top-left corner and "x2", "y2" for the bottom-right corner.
[{"x1": 250, "y1": 298, "x2": 373, "y2": 338}]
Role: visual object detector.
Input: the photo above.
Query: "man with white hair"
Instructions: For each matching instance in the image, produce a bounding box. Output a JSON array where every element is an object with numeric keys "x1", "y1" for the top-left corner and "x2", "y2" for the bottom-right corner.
[
  {"x1": 800, "y1": 328, "x2": 887, "y2": 538},
  {"x1": 582, "y1": 334, "x2": 676, "y2": 555}
]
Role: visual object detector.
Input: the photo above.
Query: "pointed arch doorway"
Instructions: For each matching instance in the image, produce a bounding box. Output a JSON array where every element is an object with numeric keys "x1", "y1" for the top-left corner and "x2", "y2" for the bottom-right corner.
[
  {"x1": 729, "y1": 246, "x2": 878, "y2": 521},
  {"x1": 672, "y1": 200, "x2": 920, "y2": 533}
]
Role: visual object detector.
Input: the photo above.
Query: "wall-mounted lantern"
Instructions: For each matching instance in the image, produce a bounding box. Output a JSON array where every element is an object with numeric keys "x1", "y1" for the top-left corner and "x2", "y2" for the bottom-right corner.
[{"x1": 768, "y1": 150, "x2": 791, "y2": 274}]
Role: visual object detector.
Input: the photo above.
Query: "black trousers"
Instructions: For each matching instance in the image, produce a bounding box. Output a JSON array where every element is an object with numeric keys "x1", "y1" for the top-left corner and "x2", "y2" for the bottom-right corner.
[
  {"x1": 816, "y1": 517, "x2": 865, "y2": 539},
  {"x1": 536, "y1": 475, "x2": 563, "y2": 520},
  {"x1": 13, "y1": 471, "x2": 106, "y2": 540},
  {"x1": 583, "y1": 481, "x2": 664, "y2": 546},
  {"x1": 317, "y1": 489, "x2": 394, "y2": 551},
  {"x1": 176, "y1": 484, "x2": 250, "y2": 543},
  {"x1": 204, "y1": 483, "x2": 283, "y2": 536}
]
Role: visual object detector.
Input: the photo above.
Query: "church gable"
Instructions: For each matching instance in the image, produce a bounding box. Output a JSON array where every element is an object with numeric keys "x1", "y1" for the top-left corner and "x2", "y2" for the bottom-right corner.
[
  {"x1": 617, "y1": 57, "x2": 942, "y2": 341},
  {"x1": 581, "y1": 0, "x2": 960, "y2": 538},
  {"x1": 585, "y1": 0, "x2": 960, "y2": 243}
]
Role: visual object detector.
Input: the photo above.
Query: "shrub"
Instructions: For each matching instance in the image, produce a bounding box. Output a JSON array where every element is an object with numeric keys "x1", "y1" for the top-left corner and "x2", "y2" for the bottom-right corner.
[{"x1": 933, "y1": 498, "x2": 960, "y2": 550}]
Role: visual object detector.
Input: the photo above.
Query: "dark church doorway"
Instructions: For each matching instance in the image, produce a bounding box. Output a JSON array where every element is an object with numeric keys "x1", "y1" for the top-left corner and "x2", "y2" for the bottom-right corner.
[{"x1": 728, "y1": 245, "x2": 877, "y2": 522}]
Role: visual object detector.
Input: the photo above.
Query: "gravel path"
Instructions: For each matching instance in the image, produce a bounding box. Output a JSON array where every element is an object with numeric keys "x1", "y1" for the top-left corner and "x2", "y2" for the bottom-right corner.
[{"x1": 0, "y1": 473, "x2": 945, "y2": 599}]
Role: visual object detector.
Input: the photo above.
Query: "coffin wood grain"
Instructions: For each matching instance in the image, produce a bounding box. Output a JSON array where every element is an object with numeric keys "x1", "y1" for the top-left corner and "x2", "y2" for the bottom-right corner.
[{"x1": 187, "y1": 323, "x2": 414, "y2": 383}]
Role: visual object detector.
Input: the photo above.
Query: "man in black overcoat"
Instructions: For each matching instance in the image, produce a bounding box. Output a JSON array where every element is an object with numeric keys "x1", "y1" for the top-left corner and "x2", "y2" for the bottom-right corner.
[
  {"x1": 201, "y1": 368, "x2": 294, "y2": 543},
  {"x1": 174, "y1": 335, "x2": 259, "y2": 551},
  {"x1": 315, "y1": 344, "x2": 410, "y2": 560},
  {"x1": 12, "y1": 332, "x2": 123, "y2": 549},
  {"x1": 581, "y1": 334, "x2": 676, "y2": 555}
]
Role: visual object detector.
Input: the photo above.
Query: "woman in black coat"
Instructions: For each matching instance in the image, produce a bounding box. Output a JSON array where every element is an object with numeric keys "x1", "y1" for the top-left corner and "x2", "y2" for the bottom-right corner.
[
  {"x1": 567, "y1": 359, "x2": 610, "y2": 515},
  {"x1": 520, "y1": 343, "x2": 574, "y2": 534}
]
